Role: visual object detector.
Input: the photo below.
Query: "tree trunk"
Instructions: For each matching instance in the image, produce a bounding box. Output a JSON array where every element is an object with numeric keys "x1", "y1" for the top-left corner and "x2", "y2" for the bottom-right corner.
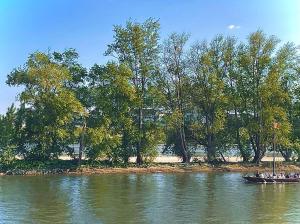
[
  {"x1": 136, "y1": 107, "x2": 143, "y2": 165},
  {"x1": 236, "y1": 130, "x2": 251, "y2": 162},
  {"x1": 252, "y1": 144, "x2": 265, "y2": 164},
  {"x1": 207, "y1": 134, "x2": 216, "y2": 162},
  {"x1": 240, "y1": 149, "x2": 250, "y2": 163},
  {"x1": 250, "y1": 136, "x2": 261, "y2": 164},
  {"x1": 179, "y1": 128, "x2": 189, "y2": 163},
  {"x1": 136, "y1": 145, "x2": 142, "y2": 165},
  {"x1": 233, "y1": 108, "x2": 250, "y2": 162},
  {"x1": 121, "y1": 131, "x2": 131, "y2": 164},
  {"x1": 136, "y1": 73, "x2": 146, "y2": 166},
  {"x1": 78, "y1": 120, "x2": 86, "y2": 167},
  {"x1": 252, "y1": 152, "x2": 261, "y2": 164},
  {"x1": 177, "y1": 73, "x2": 189, "y2": 163},
  {"x1": 220, "y1": 152, "x2": 227, "y2": 162}
]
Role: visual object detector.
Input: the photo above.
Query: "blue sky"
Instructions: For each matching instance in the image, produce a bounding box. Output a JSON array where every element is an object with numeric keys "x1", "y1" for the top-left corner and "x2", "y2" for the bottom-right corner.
[{"x1": 0, "y1": 0, "x2": 299, "y2": 114}]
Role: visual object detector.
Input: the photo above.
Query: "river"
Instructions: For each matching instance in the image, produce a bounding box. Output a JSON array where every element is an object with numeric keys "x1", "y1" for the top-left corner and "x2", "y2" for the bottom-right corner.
[{"x1": 1, "y1": 173, "x2": 300, "y2": 223}]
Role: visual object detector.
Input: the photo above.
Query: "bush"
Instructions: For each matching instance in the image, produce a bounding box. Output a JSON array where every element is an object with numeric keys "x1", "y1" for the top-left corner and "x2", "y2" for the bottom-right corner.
[{"x1": 0, "y1": 145, "x2": 16, "y2": 166}]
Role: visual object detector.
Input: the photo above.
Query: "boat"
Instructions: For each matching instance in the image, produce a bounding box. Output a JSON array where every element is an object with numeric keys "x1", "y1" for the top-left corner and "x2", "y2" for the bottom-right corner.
[
  {"x1": 243, "y1": 175, "x2": 300, "y2": 183},
  {"x1": 243, "y1": 122, "x2": 300, "y2": 184}
]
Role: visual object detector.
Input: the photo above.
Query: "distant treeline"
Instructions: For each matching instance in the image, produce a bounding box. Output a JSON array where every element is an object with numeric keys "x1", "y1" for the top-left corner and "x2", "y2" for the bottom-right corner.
[{"x1": 1, "y1": 18, "x2": 300, "y2": 165}]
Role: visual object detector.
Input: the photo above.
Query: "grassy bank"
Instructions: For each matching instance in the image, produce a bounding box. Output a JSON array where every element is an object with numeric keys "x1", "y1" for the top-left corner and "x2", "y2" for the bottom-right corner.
[{"x1": 1, "y1": 159, "x2": 300, "y2": 176}]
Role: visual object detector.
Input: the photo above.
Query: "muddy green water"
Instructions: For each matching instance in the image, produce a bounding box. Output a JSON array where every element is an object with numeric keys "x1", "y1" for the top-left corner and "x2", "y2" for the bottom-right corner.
[{"x1": 1, "y1": 173, "x2": 300, "y2": 223}]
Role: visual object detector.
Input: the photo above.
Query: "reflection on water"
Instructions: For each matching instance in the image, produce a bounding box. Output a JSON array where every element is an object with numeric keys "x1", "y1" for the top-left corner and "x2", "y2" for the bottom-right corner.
[{"x1": 1, "y1": 173, "x2": 300, "y2": 223}]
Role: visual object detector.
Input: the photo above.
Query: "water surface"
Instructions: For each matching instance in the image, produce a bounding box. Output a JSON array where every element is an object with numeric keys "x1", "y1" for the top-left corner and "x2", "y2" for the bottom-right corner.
[{"x1": 1, "y1": 173, "x2": 300, "y2": 223}]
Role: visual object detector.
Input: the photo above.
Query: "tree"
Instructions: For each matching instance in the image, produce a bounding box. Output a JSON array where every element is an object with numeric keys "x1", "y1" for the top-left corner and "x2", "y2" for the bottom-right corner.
[
  {"x1": 217, "y1": 37, "x2": 253, "y2": 162},
  {"x1": 275, "y1": 43, "x2": 300, "y2": 161},
  {"x1": 53, "y1": 48, "x2": 89, "y2": 164},
  {"x1": 158, "y1": 33, "x2": 192, "y2": 162},
  {"x1": 105, "y1": 18, "x2": 161, "y2": 165},
  {"x1": 6, "y1": 52, "x2": 84, "y2": 160},
  {"x1": 85, "y1": 63, "x2": 137, "y2": 164},
  {"x1": 188, "y1": 36, "x2": 228, "y2": 162},
  {"x1": 237, "y1": 31, "x2": 291, "y2": 163},
  {"x1": 0, "y1": 105, "x2": 17, "y2": 165}
]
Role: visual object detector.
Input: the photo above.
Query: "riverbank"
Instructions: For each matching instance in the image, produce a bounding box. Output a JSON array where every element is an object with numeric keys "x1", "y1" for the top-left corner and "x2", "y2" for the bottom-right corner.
[
  {"x1": 68, "y1": 163, "x2": 300, "y2": 175},
  {"x1": 1, "y1": 159, "x2": 300, "y2": 176}
]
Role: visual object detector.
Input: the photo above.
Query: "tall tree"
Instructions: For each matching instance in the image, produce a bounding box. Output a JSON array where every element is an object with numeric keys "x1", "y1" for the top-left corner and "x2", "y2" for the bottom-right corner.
[
  {"x1": 237, "y1": 31, "x2": 291, "y2": 163},
  {"x1": 221, "y1": 37, "x2": 253, "y2": 162},
  {"x1": 188, "y1": 36, "x2": 228, "y2": 162},
  {"x1": 105, "y1": 18, "x2": 161, "y2": 165},
  {"x1": 275, "y1": 43, "x2": 300, "y2": 161},
  {"x1": 159, "y1": 33, "x2": 191, "y2": 162},
  {"x1": 85, "y1": 63, "x2": 137, "y2": 164},
  {"x1": 53, "y1": 48, "x2": 89, "y2": 164},
  {"x1": 6, "y1": 52, "x2": 84, "y2": 160}
]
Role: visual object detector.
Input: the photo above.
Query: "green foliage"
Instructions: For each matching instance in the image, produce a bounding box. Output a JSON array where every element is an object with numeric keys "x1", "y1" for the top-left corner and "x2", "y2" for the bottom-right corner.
[
  {"x1": 188, "y1": 36, "x2": 229, "y2": 161},
  {"x1": 6, "y1": 52, "x2": 84, "y2": 160},
  {"x1": 84, "y1": 63, "x2": 137, "y2": 163},
  {"x1": 105, "y1": 18, "x2": 162, "y2": 164},
  {"x1": 159, "y1": 33, "x2": 193, "y2": 162},
  {"x1": 236, "y1": 31, "x2": 295, "y2": 163},
  {"x1": 2, "y1": 19, "x2": 300, "y2": 165},
  {"x1": 0, "y1": 105, "x2": 17, "y2": 165}
]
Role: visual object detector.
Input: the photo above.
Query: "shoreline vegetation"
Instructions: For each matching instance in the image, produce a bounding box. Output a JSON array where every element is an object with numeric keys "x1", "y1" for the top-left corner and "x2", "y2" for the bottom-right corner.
[
  {"x1": 1, "y1": 157, "x2": 300, "y2": 176},
  {"x1": 1, "y1": 18, "x2": 300, "y2": 170}
]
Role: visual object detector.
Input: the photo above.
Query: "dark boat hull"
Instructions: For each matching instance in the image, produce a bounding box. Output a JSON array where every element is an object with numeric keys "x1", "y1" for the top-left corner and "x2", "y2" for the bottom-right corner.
[{"x1": 243, "y1": 176, "x2": 300, "y2": 183}]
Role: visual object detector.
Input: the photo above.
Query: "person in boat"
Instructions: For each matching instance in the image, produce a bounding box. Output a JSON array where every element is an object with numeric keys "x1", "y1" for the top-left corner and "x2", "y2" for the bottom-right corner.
[
  {"x1": 255, "y1": 171, "x2": 260, "y2": 177},
  {"x1": 259, "y1": 173, "x2": 265, "y2": 178},
  {"x1": 278, "y1": 172, "x2": 285, "y2": 179}
]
